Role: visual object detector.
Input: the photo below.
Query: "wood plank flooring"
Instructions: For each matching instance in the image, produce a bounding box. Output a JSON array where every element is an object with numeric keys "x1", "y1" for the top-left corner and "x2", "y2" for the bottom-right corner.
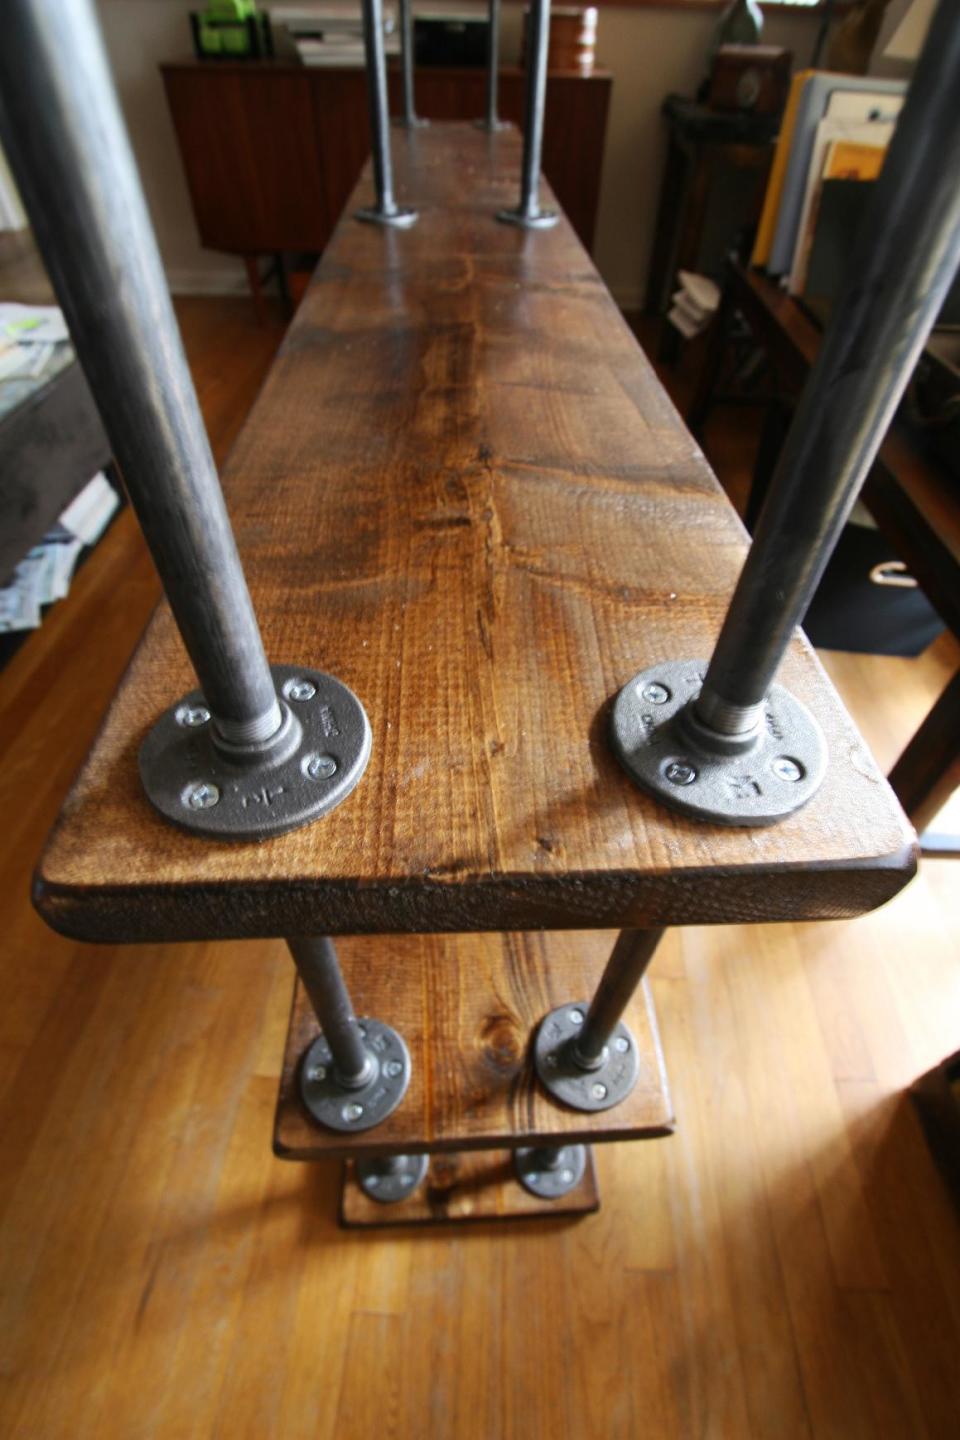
[{"x1": 1, "y1": 297, "x2": 957, "y2": 1439}]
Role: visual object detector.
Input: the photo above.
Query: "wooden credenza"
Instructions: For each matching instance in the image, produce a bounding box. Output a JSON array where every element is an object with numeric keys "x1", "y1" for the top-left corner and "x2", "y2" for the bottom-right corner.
[{"x1": 161, "y1": 59, "x2": 611, "y2": 280}]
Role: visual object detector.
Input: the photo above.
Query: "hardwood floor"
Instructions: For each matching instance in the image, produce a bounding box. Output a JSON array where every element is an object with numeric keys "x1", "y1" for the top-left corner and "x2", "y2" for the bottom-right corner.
[{"x1": 1, "y1": 298, "x2": 957, "y2": 1438}]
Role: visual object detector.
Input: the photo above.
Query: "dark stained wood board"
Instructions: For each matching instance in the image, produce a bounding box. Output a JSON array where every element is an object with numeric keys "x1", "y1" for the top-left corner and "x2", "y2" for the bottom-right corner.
[
  {"x1": 340, "y1": 1147, "x2": 600, "y2": 1228},
  {"x1": 34, "y1": 125, "x2": 916, "y2": 945},
  {"x1": 273, "y1": 930, "x2": 675, "y2": 1161}
]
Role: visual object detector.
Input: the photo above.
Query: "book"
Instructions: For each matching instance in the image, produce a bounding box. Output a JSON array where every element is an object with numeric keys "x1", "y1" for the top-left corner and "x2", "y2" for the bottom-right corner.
[
  {"x1": 786, "y1": 119, "x2": 893, "y2": 295},
  {"x1": 751, "y1": 69, "x2": 810, "y2": 269},
  {"x1": 767, "y1": 73, "x2": 905, "y2": 276}
]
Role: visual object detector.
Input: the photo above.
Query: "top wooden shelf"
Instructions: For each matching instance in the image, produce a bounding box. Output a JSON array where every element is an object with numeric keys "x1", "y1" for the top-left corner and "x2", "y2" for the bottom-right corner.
[{"x1": 34, "y1": 126, "x2": 915, "y2": 945}]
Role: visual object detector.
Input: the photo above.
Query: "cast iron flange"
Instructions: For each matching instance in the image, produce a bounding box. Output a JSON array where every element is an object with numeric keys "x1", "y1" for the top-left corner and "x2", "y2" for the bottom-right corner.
[{"x1": 609, "y1": 658, "x2": 827, "y2": 825}]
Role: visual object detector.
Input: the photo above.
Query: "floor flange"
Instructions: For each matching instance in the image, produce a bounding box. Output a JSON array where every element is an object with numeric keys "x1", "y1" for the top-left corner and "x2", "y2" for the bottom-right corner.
[
  {"x1": 355, "y1": 205, "x2": 418, "y2": 228},
  {"x1": 299, "y1": 1019, "x2": 411, "y2": 1133},
  {"x1": 609, "y1": 658, "x2": 827, "y2": 825},
  {"x1": 535, "y1": 1003, "x2": 640, "y2": 1112},
  {"x1": 495, "y1": 207, "x2": 559, "y2": 229},
  {"x1": 139, "y1": 664, "x2": 371, "y2": 841},
  {"x1": 356, "y1": 1153, "x2": 429, "y2": 1203},
  {"x1": 514, "y1": 1144, "x2": 587, "y2": 1199}
]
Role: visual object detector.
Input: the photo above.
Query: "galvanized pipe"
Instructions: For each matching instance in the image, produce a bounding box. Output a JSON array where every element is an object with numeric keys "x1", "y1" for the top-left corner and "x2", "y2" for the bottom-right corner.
[
  {"x1": 519, "y1": 0, "x2": 551, "y2": 218},
  {"x1": 574, "y1": 929, "x2": 664, "y2": 1067},
  {"x1": 287, "y1": 936, "x2": 375, "y2": 1089},
  {"x1": 360, "y1": 0, "x2": 399, "y2": 214},
  {"x1": 397, "y1": 0, "x2": 421, "y2": 128},
  {"x1": 0, "y1": 0, "x2": 282, "y2": 750},
  {"x1": 693, "y1": 0, "x2": 960, "y2": 744},
  {"x1": 482, "y1": 0, "x2": 503, "y2": 131}
]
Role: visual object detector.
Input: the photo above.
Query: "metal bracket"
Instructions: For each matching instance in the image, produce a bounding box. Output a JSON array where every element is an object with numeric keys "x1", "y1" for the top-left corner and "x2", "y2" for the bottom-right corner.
[
  {"x1": 356, "y1": 1152, "x2": 429, "y2": 1202},
  {"x1": 355, "y1": 205, "x2": 419, "y2": 228},
  {"x1": 534, "y1": 1003, "x2": 640, "y2": 1112},
  {"x1": 299, "y1": 1019, "x2": 411, "y2": 1133},
  {"x1": 514, "y1": 1144, "x2": 587, "y2": 1199},
  {"x1": 495, "y1": 207, "x2": 559, "y2": 230},
  {"x1": 609, "y1": 658, "x2": 827, "y2": 826},
  {"x1": 139, "y1": 664, "x2": 371, "y2": 841}
]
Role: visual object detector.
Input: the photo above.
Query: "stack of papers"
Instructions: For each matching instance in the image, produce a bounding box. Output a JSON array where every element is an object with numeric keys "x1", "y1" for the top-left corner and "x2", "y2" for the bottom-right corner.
[
  {"x1": 0, "y1": 471, "x2": 119, "y2": 634},
  {"x1": 667, "y1": 271, "x2": 721, "y2": 341},
  {"x1": 0, "y1": 302, "x2": 68, "y2": 386}
]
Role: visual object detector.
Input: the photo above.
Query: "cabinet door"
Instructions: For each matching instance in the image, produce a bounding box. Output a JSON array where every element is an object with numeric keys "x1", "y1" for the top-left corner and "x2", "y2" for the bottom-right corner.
[{"x1": 163, "y1": 68, "x2": 330, "y2": 253}]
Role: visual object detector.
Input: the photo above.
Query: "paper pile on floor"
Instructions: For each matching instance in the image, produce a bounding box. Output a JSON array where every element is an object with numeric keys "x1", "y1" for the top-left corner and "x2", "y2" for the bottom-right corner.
[
  {"x1": 667, "y1": 271, "x2": 721, "y2": 341},
  {"x1": 0, "y1": 302, "x2": 68, "y2": 384},
  {"x1": 0, "y1": 471, "x2": 119, "y2": 633}
]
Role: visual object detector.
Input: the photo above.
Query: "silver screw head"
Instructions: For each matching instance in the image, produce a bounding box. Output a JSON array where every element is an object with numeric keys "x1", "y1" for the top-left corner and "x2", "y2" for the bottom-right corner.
[
  {"x1": 365, "y1": 1174, "x2": 381, "y2": 1187},
  {"x1": 772, "y1": 755, "x2": 804, "y2": 783},
  {"x1": 400, "y1": 1173, "x2": 414, "y2": 1187},
  {"x1": 342, "y1": 1102, "x2": 364, "y2": 1123},
  {"x1": 307, "y1": 1064, "x2": 327, "y2": 1083},
  {"x1": 175, "y1": 703, "x2": 210, "y2": 728},
  {"x1": 304, "y1": 752, "x2": 338, "y2": 780},
  {"x1": 284, "y1": 678, "x2": 317, "y2": 702},
  {"x1": 641, "y1": 682, "x2": 670, "y2": 705},
  {"x1": 384, "y1": 1059, "x2": 403, "y2": 1079},
  {"x1": 183, "y1": 781, "x2": 220, "y2": 810},
  {"x1": 664, "y1": 760, "x2": 697, "y2": 787},
  {"x1": 569, "y1": 1009, "x2": 584, "y2": 1026},
  {"x1": 591, "y1": 1082, "x2": 608, "y2": 1101},
  {"x1": 560, "y1": 1169, "x2": 575, "y2": 1185},
  {"x1": 527, "y1": 1172, "x2": 539, "y2": 1185},
  {"x1": 614, "y1": 1036, "x2": 630, "y2": 1053}
]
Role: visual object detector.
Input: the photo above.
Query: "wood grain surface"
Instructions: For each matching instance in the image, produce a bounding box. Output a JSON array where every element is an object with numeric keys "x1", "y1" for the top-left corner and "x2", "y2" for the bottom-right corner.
[
  {"x1": 274, "y1": 932, "x2": 674, "y2": 1160},
  {"x1": 340, "y1": 1147, "x2": 600, "y2": 1227},
  {"x1": 34, "y1": 125, "x2": 915, "y2": 944},
  {"x1": 3, "y1": 299, "x2": 959, "y2": 1439}
]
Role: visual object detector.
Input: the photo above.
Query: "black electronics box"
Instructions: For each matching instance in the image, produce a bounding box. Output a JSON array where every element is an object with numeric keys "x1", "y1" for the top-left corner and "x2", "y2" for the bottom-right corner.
[{"x1": 414, "y1": 14, "x2": 489, "y2": 66}]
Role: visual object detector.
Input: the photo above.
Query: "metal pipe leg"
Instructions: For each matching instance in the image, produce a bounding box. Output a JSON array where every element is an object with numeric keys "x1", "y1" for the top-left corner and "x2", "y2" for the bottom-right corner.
[
  {"x1": 495, "y1": 0, "x2": 557, "y2": 228},
  {"x1": 610, "y1": 0, "x2": 960, "y2": 826},
  {"x1": 475, "y1": 0, "x2": 508, "y2": 132},
  {"x1": 395, "y1": 0, "x2": 427, "y2": 129},
  {"x1": 0, "y1": 0, "x2": 372, "y2": 841},
  {"x1": 288, "y1": 936, "x2": 412, "y2": 1133},
  {"x1": 357, "y1": 0, "x2": 417, "y2": 227},
  {"x1": 534, "y1": 929, "x2": 663, "y2": 1112},
  {"x1": 514, "y1": 1144, "x2": 587, "y2": 1198}
]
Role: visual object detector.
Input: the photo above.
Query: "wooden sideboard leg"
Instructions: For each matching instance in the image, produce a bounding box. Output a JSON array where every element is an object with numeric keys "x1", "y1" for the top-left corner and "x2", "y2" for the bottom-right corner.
[
  {"x1": 243, "y1": 254, "x2": 266, "y2": 326},
  {"x1": 888, "y1": 667, "x2": 960, "y2": 849}
]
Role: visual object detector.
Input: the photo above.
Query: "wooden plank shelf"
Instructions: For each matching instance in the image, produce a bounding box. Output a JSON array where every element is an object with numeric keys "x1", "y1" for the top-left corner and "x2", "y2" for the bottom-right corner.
[
  {"x1": 33, "y1": 125, "x2": 915, "y2": 946},
  {"x1": 340, "y1": 1148, "x2": 600, "y2": 1228},
  {"x1": 273, "y1": 931, "x2": 674, "y2": 1161}
]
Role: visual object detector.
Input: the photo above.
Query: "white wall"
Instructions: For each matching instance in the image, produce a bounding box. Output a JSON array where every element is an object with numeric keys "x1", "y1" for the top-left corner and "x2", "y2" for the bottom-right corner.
[{"x1": 96, "y1": 1, "x2": 822, "y2": 305}]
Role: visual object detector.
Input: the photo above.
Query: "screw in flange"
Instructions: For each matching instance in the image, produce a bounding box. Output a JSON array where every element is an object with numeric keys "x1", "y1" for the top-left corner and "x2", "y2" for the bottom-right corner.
[
  {"x1": 342, "y1": 1102, "x2": 364, "y2": 1123},
  {"x1": 303, "y1": 752, "x2": 338, "y2": 781},
  {"x1": 182, "y1": 781, "x2": 219, "y2": 810},
  {"x1": 772, "y1": 756, "x2": 804, "y2": 783},
  {"x1": 641, "y1": 682, "x2": 671, "y2": 705},
  {"x1": 175, "y1": 704, "x2": 210, "y2": 728},
  {"x1": 283, "y1": 677, "x2": 317, "y2": 702},
  {"x1": 664, "y1": 760, "x2": 697, "y2": 787}
]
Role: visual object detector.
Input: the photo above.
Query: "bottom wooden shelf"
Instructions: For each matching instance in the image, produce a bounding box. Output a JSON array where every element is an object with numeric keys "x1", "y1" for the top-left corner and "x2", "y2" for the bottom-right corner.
[
  {"x1": 273, "y1": 930, "x2": 675, "y2": 1161},
  {"x1": 341, "y1": 1147, "x2": 600, "y2": 1227}
]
